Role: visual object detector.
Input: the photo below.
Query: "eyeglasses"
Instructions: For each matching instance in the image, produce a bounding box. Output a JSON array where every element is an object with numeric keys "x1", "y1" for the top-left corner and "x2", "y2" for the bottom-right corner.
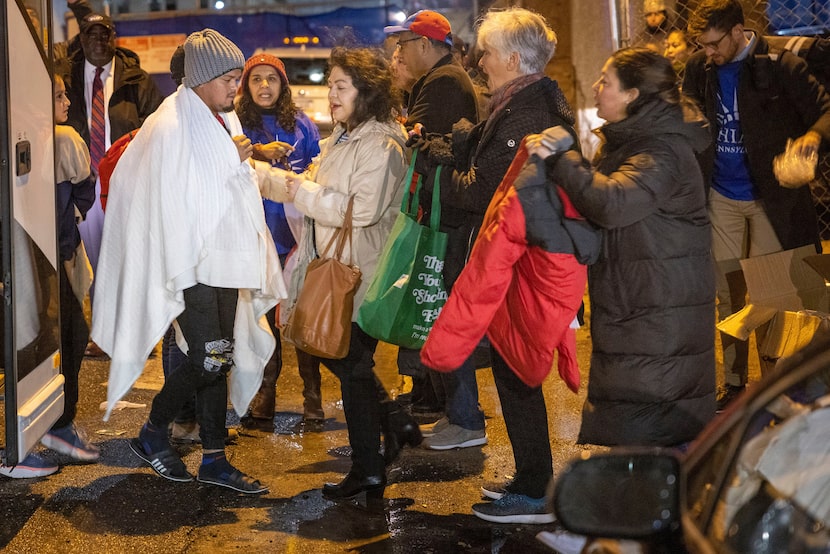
[
  {"x1": 696, "y1": 30, "x2": 729, "y2": 51},
  {"x1": 396, "y1": 37, "x2": 422, "y2": 49}
]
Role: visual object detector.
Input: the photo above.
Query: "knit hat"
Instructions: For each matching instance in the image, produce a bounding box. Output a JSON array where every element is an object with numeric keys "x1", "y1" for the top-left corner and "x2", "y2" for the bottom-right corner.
[
  {"x1": 242, "y1": 53, "x2": 289, "y2": 89},
  {"x1": 643, "y1": 0, "x2": 667, "y2": 13},
  {"x1": 183, "y1": 29, "x2": 245, "y2": 89},
  {"x1": 384, "y1": 10, "x2": 453, "y2": 47}
]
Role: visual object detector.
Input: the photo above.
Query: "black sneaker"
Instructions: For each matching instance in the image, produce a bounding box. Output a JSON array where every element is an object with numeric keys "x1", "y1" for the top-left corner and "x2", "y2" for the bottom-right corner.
[
  {"x1": 129, "y1": 438, "x2": 193, "y2": 482},
  {"x1": 481, "y1": 477, "x2": 514, "y2": 500},
  {"x1": 197, "y1": 461, "x2": 268, "y2": 494},
  {"x1": 716, "y1": 385, "x2": 745, "y2": 412}
]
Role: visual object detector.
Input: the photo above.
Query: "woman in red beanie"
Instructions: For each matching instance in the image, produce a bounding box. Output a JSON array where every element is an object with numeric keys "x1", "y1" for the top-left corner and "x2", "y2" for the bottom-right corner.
[{"x1": 235, "y1": 53, "x2": 324, "y2": 431}]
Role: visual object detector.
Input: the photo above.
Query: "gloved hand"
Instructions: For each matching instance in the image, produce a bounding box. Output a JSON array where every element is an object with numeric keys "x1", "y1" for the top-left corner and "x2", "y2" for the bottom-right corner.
[
  {"x1": 406, "y1": 123, "x2": 426, "y2": 149},
  {"x1": 527, "y1": 126, "x2": 574, "y2": 168},
  {"x1": 406, "y1": 123, "x2": 454, "y2": 175},
  {"x1": 541, "y1": 125, "x2": 574, "y2": 152}
]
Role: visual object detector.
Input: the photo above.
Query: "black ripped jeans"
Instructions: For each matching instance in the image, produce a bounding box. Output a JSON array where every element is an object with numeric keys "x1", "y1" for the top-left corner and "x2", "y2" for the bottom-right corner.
[{"x1": 148, "y1": 284, "x2": 237, "y2": 450}]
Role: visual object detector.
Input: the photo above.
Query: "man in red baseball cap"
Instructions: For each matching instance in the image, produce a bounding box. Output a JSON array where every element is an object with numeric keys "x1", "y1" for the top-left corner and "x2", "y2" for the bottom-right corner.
[
  {"x1": 383, "y1": 10, "x2": 485, "y2": 452},
  {"x1": 384, "y1": 9, "x2": 454, "y2": 47}
]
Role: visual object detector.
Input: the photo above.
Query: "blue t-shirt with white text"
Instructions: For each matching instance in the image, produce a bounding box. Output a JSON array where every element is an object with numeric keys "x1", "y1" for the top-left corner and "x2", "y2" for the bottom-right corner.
[{"x1": 712, "y1": 60, "x2": 757, "y2": 200}]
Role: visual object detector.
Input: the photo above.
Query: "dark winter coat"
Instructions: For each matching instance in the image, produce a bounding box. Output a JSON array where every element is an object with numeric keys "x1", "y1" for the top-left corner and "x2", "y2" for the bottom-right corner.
[
  {"x1": 549, "y1": 99, "x2": 716, "y2": 447},
  {"x1": 417, "y1": 76, "x2": 577, "y2": 287},
  {"x1": 66, "y1": 47, "x2": 163, "y2": 148},
  {"x1": 683, "y1": 33, "x2": 830, "y2": 251},
  {"x1": 398, "y1": 54, "x2": 479, "y2": 304},
  {"x1": 406, "y1": 54, "x2": 479, "y2": 135}
]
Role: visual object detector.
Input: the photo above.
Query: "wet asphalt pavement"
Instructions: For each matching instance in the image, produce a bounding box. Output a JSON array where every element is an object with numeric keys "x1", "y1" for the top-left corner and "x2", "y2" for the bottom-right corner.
[{"x1": 0, "y1": 324, "x2": 605, "y2": 553}]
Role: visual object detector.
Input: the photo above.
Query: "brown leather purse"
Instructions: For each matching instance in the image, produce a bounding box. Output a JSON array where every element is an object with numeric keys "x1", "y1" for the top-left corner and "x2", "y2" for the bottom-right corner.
[{"x1": 282, "y1": 196, "x2": 362, "y2": 359}]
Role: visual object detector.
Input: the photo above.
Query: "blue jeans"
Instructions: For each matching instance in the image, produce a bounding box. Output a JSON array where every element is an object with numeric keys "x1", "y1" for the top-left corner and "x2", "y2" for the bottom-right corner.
[
  {"x1": 432, "y1": 223, "x2": 485, "y2": 431},
  {"x1": 431, "y1": 355, "x2": 484, "y2": 430}
]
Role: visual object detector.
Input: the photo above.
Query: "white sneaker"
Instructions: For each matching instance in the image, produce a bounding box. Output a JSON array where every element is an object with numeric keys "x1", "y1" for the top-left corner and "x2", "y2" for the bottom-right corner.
[{"x1": 536, "y1": 530, "x2": 588, "y2": 553}]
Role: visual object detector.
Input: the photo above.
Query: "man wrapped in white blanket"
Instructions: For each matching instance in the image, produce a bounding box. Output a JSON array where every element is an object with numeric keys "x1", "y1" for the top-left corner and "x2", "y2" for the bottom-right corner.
[{"x1": 91, "y1": 29, "x2": 288, "y2": 494}]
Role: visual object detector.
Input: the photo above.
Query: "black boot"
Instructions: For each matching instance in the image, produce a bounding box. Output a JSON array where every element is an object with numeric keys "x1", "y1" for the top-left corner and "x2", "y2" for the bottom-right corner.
[
  {"x1": 380, "y1": 401, "x2": 423, "y2": 465},
  {"x1": 322, "y1": 470, "x2": 385, "y2": 500},
  {"x1": 296, "y1": 348, "x2": 324, "y2": 421}
]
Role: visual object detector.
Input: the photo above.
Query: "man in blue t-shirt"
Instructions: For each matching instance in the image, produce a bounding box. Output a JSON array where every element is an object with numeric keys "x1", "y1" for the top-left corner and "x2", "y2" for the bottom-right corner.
[{"x1": 684, "y1": 0, "x2": 830, "y2": 410}]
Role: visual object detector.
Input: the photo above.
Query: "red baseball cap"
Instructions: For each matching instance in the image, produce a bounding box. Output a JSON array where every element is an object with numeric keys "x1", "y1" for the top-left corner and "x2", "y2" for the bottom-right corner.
[{"x1": 384, "y1": 10, "x2": 453, "y2": 47}]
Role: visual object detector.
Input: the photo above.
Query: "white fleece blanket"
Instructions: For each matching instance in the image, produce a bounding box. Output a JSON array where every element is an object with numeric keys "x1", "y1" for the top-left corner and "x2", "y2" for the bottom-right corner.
[{"x1": 92, "y1": 86, "x2": 286, "y2": 421}]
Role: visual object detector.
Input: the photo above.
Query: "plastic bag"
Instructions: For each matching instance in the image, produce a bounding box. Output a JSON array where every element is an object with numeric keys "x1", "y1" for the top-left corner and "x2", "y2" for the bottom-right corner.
[{"x1": 774, "y1": 138, "x2": 818, "y2": 188}]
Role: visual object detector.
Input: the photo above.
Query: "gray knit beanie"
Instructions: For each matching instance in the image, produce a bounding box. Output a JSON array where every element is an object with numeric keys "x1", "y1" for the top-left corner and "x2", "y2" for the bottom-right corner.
[{"x1": 183, "y1": 29, "x2": 245, "y2": 88}]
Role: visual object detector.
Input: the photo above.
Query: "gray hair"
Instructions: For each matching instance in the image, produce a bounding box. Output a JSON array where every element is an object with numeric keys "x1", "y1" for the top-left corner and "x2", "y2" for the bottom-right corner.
[{"x1": 475, "y1": 7, "x2": 557, "y2": 75}]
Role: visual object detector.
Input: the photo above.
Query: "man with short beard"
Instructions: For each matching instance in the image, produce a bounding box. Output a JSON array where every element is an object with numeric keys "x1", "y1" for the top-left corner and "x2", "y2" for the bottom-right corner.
[
  {"x1": 92, "y1": 29, "x2": 287, "y2": 494},
  {"x1": 683, "y1": 0, "x2": 830, "y2": 410}
]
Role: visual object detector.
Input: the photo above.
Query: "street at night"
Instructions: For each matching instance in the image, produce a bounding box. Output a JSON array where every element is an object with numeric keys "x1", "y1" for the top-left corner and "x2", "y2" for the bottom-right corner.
[{"x1": 0, "y1": 316, "x2": 606, "y2": 553}]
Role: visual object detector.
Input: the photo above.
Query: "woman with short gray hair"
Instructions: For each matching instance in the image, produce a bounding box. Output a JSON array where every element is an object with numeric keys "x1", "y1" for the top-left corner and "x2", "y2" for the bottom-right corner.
[
  {"x1": 414, "y1": 6, "x2": 579, "y2": 524},
  {"x1": 475, "y1": 7, "x2": 556, "y2": 76}
]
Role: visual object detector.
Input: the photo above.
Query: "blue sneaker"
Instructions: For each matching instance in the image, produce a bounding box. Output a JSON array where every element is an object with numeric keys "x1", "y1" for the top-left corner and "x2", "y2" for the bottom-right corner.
[
  {"x1": 41, "y1": 424, "x2": 100, "y2": 462},
  {"x1": 472, "y1": 492, "x2": 556, "y2": 524},
  {"x1": 0, "y1": 452, "x2": 59, "y2": 478}
]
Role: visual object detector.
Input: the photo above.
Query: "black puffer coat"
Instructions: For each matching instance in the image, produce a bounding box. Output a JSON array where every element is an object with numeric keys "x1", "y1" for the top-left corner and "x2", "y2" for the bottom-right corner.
[{"x1": 549, "y1": 99, "x2": 716, "y2": 447}]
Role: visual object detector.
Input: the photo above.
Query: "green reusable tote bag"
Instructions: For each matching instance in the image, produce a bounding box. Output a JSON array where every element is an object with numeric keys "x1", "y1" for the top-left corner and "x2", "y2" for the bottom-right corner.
[{"x1": 357, "y1": 152, "x2": 447, "y2": 349}]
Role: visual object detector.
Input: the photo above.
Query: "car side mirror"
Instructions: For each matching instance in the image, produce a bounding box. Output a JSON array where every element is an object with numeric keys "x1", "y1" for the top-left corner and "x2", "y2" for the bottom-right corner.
[{"x1": 552, "y1": 449, "x2": 682, "y2": 540}]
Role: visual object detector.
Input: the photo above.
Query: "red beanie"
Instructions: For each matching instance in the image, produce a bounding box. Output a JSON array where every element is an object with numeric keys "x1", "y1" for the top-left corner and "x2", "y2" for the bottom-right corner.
[{"x1": 242, "y1": 53, "x2": 289, "y2": 89}]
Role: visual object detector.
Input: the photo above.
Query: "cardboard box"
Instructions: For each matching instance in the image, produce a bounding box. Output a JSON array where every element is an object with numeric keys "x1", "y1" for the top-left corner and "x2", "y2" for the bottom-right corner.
[
  {"x1": 759, "y1": 310, "x2": 830, "y2": 373},
  {"x1": 717, "y1": 246, "x2": 828, "y2": 341},
  {"x1": 716, "y1": 246, "x2": 830, "y2": 372}
]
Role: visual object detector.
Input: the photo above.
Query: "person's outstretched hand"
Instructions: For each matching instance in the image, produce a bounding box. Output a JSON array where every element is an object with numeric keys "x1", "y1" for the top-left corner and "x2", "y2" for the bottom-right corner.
[{"x1": 253, "y1": 140, "x2": 294, "y2": 163}]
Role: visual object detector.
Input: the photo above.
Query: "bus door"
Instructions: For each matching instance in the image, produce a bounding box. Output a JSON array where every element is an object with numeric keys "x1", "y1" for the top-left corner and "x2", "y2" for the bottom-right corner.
[{"x1": 1, "y1": 0, "x2": 64, "y2": 466}]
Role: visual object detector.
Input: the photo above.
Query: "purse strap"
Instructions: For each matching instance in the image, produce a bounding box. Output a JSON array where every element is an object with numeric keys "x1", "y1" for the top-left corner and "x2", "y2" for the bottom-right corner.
[
  {"x1": 401, "y1": 150, "x2": 443, "y2": 231},
  {"x1": 319, "y1": 195, "x2": 355, "y2": 265}
]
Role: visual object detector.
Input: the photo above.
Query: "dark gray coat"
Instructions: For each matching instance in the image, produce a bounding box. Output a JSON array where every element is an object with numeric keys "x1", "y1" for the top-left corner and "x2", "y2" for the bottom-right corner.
[{"x1": 549, "y1": 100, "x2": 716, "y2": 446}]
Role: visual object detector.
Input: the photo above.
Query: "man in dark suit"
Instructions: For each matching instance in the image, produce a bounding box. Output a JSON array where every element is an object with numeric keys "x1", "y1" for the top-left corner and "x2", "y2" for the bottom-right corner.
[{"x1": 61, "y1": 5, "x2": 163, "y2": 357}]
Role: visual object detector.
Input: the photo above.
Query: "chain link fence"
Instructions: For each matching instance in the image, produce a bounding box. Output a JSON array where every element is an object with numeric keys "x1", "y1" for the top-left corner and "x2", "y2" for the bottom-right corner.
[{"x1": 618, "y1": 0, "x2": 830, "y2": 239}]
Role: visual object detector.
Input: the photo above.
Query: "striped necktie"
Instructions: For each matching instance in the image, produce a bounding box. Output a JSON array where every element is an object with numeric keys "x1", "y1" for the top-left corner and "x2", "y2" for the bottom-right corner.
[{"x1": 90, "y1": 66, "x2": 106, "y2": 172}]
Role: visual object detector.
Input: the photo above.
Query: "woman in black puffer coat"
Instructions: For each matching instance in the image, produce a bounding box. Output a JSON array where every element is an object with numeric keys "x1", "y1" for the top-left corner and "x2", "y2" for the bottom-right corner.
[{"x1": 531, "y1": 48, "x2": 716, "y2": 447}]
